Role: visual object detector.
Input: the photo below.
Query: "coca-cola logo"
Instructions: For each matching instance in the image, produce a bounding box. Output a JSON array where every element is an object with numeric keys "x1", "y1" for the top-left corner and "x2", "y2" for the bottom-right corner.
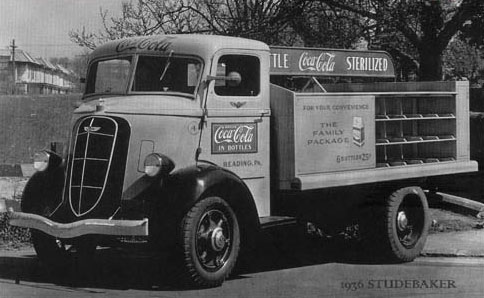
[
  {"x1": 298, "y1": 52, "x2": 335, "y2": 72},
  {"x1": 115, "y1": 37, "x2": 174, "y2": 53},
  {"x1": 212, "y1": 123, "x2": 258, "y2": 154}
]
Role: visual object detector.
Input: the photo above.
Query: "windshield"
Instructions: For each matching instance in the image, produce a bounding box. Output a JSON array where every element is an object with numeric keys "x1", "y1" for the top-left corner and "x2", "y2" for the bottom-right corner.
[
  {"x1": 132, "y1": 55, "x2": 201, "y2": 95},
  {"x1": 85, "y1": 55, "x2": 202, "y2": 97}
]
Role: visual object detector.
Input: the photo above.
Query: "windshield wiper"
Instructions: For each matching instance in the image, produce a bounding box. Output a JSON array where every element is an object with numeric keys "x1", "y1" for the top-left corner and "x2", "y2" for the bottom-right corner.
[{"x1": 159, "y1": 50, "x2": 174, "y2": 82}]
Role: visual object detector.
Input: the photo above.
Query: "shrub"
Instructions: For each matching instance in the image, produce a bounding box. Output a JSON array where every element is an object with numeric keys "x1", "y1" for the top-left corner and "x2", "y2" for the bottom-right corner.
[{"x1": 0, "y1": 212, "x2": 31, "y2": 248}]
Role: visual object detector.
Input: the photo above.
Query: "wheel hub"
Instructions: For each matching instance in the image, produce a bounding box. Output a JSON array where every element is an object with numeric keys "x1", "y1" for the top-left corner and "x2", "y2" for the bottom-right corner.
[
  {"x1": 211, "y1": 227, "x2": 227, "y2": 252},
  {"x1": 397, "y1": 211, "x2": 408, "y2": 231}
]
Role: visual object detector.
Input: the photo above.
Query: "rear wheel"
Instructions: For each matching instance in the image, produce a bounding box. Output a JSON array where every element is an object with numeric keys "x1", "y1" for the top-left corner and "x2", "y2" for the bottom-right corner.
[
  {"x1": 385, "y1": 187, "x2": 430, "y2": 261},
  {"x1": 180, "y1": 196, "x2": 240, "y2": 287},
  {"x1": 361, "y1": 186, "x2": 430, "y2": 262}
]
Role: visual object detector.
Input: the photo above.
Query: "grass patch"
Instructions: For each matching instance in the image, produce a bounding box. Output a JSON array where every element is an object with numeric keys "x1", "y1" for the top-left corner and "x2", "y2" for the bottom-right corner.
[
  {"x1": 429, "y1": 208, "x2": 483, "y2": 234},
  {"x1": 0, "y1": 94, "x2": 81, "y2": 164}
]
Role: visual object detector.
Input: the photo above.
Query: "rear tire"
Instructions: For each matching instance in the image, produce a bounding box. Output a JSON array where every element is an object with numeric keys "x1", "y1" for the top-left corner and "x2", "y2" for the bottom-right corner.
[
  {"x1": 180, "y1": 196, "x2": 240, "y2": 287},
  {"x1": 361, "y1": 186, "x2": 430, "y2": 262},
  {"x1": 385, "y1": 187, "x2": 430, "y2": 261}
]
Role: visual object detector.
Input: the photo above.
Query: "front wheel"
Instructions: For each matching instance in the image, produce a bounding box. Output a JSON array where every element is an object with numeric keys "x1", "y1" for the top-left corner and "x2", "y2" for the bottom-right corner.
[{"x1": 180, "y1": 196, "x2": 240, "y2": 287}]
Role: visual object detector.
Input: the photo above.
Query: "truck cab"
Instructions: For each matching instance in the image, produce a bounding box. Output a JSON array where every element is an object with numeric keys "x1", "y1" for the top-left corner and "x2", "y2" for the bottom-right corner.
[
  {"x1": 76, "y1": 34, "x2": 271, "y2": 220},
  {"x1": 13, "y1": 35, "x2": 271, "y2": 287},
  {"x1": 10, "y1": 34, "x2": 477, "y2": 287}
]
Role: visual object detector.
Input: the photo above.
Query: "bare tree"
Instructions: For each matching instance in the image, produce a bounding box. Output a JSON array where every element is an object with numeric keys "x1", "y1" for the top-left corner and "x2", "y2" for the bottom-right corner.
[
  {"x1": 69, "y1": 0, "x2": 484, "y2": 81},
  {"x1": 69, "y1": 0, "x2": 307, "y2": 49},
  {"x1": 309, "y1": 0, "x2": 484, "y2": 81},
  {"x1": 182, "y1": 0, "x2": 308, "y2": 45},
  {"x1": 289, "y1": 1, "x2": 372, "y2": 49},
  {"x1": 69, "y1": 1, "x2": 204, "y2": 49}
]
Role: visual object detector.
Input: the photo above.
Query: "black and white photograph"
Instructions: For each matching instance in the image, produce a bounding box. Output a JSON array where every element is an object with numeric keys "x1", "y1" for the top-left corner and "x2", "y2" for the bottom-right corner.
[{"x1": 1, "y1": 0, "x2": 484, "y2": 297}]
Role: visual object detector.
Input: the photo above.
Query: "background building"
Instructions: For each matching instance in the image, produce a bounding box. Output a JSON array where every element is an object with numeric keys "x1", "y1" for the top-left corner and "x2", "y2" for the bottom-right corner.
[{"x1": 0, "y1": 49, "x2": 76, "y2": 94}]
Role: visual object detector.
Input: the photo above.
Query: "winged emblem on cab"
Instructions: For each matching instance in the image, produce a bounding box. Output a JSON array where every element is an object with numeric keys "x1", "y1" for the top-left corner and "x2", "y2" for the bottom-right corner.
[{"x1": 230, "y1": 101, "x2": 246, "y2": 108}]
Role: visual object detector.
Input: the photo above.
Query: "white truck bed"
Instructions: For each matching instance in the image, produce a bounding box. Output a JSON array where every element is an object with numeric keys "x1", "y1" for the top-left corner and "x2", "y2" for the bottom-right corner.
[{"x1": 270, "y1": 81, "x2": 477, "y2": 190}]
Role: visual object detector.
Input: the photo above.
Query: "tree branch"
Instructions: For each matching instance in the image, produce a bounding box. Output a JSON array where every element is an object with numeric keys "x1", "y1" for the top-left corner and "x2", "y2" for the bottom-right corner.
[
  {"x1": 438, "y1": 0, "x2": 482, "y2": 51},
  {"x1": 318, "y1": 0, "x2": 378, "y2": 19}
]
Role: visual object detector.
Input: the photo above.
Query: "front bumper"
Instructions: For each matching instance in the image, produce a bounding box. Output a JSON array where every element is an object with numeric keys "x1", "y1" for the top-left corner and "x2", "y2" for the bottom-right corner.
[{"x1": 9, "y1": 212, "x2": 149, "y2": 239}]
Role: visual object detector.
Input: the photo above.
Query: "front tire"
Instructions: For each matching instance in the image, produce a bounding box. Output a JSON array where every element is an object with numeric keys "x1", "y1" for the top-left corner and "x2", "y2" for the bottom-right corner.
[{"x1": 180, "y1": 196, "x2": 240, "y2": 287}]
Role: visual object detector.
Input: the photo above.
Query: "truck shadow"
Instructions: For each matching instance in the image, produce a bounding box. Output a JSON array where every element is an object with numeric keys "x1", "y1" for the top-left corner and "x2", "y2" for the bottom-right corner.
[{"x1": 0, "y1": 229, "x2": 389, "y2": 291}]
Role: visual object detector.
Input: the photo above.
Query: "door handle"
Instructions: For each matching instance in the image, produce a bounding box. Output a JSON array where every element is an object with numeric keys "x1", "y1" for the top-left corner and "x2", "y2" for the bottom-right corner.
[{"x1": 255, "y1": 111, "x2": 270, "y2": 123}]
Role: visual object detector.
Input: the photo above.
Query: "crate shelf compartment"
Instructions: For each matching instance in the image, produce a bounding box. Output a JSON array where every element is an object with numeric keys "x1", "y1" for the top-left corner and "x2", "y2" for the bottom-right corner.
[
  {"x1": 376, "y1": 115, "x2": 390, "y2": 120},
  {"x1": 375, "y1": 92, "x2": 457, "y2": 170},
  {"x1": 388, "y1": 114, "x2": 407, "y2": 119},
  {"x1": 376, "y1": 135, "x2": 456, "y2": 146},
  {"x1": 405, "y1": 136, "x2": 424, "y2": 142},
  {"x1": 376, "y1": 112, "x2": 457, "y2": 167},
  {"x1": 375, "y1": 113, "x2": 455, "y2": 121},
  {"x1": 406, "y1": 159, "x2": 424, "y2": 165},
  {"x1": 376, "y1": 138, "x2": 390, "y2": 144},
  {"x1": 376, "y1": 156, "x2": 457, "y2": 168},
  {"x1": 376, "y1": 94, "x2": 455, "y2": 114}
]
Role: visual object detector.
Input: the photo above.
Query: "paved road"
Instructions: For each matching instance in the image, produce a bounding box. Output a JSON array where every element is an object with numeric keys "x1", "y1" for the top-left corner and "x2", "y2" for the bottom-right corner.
[{"x1": 1, "y1": 235, "x2": 484, "y2": 298}]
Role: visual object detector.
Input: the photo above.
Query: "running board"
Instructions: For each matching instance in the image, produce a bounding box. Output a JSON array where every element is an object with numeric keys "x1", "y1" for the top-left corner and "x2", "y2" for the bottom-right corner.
[{"x1": 259, "y1": 216, "x2": 298, "y2": 229}]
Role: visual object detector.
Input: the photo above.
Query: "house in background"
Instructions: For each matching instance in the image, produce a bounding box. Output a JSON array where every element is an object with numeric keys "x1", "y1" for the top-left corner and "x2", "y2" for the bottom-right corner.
[{"x1": 0, "y1": 49, "x2": 77, "y2": 94}]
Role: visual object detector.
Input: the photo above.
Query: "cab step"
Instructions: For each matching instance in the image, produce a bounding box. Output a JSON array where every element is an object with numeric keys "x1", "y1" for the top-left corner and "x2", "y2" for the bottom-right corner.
[{"x1": 259, "y1": 216, "x2": 298, "y2": 229}]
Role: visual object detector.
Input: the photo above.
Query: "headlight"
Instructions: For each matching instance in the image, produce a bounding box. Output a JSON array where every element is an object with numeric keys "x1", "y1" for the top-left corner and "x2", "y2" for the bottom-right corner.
[
  {"x1": 33, "y1": 151, "x2": 50, "y2": 172},
  {"x1": 143, "y1": 153, "x2": 175, "y2": 177},
  {"x1": 144, "y1": 153, "x2": 163, "y2": 177}
]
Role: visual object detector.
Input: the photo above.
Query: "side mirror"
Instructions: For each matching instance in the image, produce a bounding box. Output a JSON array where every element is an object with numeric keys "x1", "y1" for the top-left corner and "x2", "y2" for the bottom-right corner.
[{"x1": 206, "y1": 71, "x2": 242, "y2": 86}]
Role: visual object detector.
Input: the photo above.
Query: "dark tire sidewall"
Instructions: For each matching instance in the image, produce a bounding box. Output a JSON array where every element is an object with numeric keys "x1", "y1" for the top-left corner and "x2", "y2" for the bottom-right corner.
[
  {"x1": 386, "y1": 187, "x2": 430, "y2": 261},
  {"x1": 181, "y1": 196, "x2": 240, "y2": 287}
]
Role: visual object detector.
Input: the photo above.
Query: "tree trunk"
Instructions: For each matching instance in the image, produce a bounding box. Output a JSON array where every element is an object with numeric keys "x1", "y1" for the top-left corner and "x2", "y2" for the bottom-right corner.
[{"x1": 418, "y1": 48, "x2": 444, "y2": 81}]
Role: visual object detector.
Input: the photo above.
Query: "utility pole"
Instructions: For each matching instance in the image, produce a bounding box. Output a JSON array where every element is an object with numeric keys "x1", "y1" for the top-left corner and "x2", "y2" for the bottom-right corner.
[{"x1": 10, "y1": 39, "x2": 17, "y2": 94}]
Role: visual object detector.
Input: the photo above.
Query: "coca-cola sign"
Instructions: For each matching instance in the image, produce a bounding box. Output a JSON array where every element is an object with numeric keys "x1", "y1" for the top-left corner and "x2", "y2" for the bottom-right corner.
[
  {"x1": 115, "y1": 36, "x2": 174, "y2": 53},
  {"x1": 298, "y1": 52, "x2": 335, "y2": 72},
  {"x1": 270, "y1": 46, "x2": 395, "y2": 78},
  {"x1": 212, "y1": 123, "x2": 258, "y2": 154}
]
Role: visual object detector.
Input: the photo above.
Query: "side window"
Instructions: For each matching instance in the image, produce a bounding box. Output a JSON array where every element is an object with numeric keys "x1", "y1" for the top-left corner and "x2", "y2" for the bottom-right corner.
[{"x1": 214, "y1": 55, "x2": 260, "y2": 97}]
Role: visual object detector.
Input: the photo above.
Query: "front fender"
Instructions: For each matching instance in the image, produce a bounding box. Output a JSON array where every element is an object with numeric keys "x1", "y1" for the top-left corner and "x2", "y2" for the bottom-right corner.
[
  {"x1": 149, "y1": 163, "x2": 260, "y2": 249},
  {"x1": 21, "y1": 165, "x2": 65, "y2": 217}
]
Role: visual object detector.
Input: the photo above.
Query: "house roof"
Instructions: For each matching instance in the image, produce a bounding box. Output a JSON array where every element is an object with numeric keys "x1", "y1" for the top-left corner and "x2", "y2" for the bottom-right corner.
[
  {"x1": 55, "y1": 63, "x2": 70, "y2": 74},
  {"x1": 0, "y1": 49, "x2": 11, "y2": 59},
  {"x1": 36, "y1": 57, "x2": 56, "y2": 69},
  {"x1": 35, "y1": 57, "x2": 46, "y2": 66},
  {"x1": 0, "y1": 49, "x2": 38, "y2": 64},
  {"x1": 18, "y1": 50, "x2": 37, "y2": 63},
  {"x1": 0, "y1": 47, "x2": 74, "y2": 76}
]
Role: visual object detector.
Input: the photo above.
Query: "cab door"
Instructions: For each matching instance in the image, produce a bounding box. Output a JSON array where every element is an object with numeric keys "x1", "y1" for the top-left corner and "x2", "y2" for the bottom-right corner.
[{"x1": 198, "y1": 50, "x2": 271, "y2": 217}]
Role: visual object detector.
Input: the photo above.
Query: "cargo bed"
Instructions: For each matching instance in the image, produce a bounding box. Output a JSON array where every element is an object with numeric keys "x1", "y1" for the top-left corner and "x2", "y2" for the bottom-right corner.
[{"x1": 270, "y1": 81, "x2": 478, "y2": 190}]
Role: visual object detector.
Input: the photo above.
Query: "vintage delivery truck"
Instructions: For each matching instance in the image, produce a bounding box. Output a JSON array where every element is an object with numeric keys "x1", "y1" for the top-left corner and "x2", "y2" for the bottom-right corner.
[{"x1": 9, "y1": 35, "x2": 478, "y2": 286}]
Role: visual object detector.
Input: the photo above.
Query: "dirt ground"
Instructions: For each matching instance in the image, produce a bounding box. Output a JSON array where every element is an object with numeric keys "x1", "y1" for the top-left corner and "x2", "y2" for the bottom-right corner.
[{"x1": 429, "y1": 207, "x2": 484, "y2": 234}]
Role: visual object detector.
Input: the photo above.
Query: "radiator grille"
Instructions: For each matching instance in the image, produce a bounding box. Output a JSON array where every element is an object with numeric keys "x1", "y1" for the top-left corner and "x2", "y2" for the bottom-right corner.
[{"x1": 68, "y1": 116, "x2": 128, "y2": 217}]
